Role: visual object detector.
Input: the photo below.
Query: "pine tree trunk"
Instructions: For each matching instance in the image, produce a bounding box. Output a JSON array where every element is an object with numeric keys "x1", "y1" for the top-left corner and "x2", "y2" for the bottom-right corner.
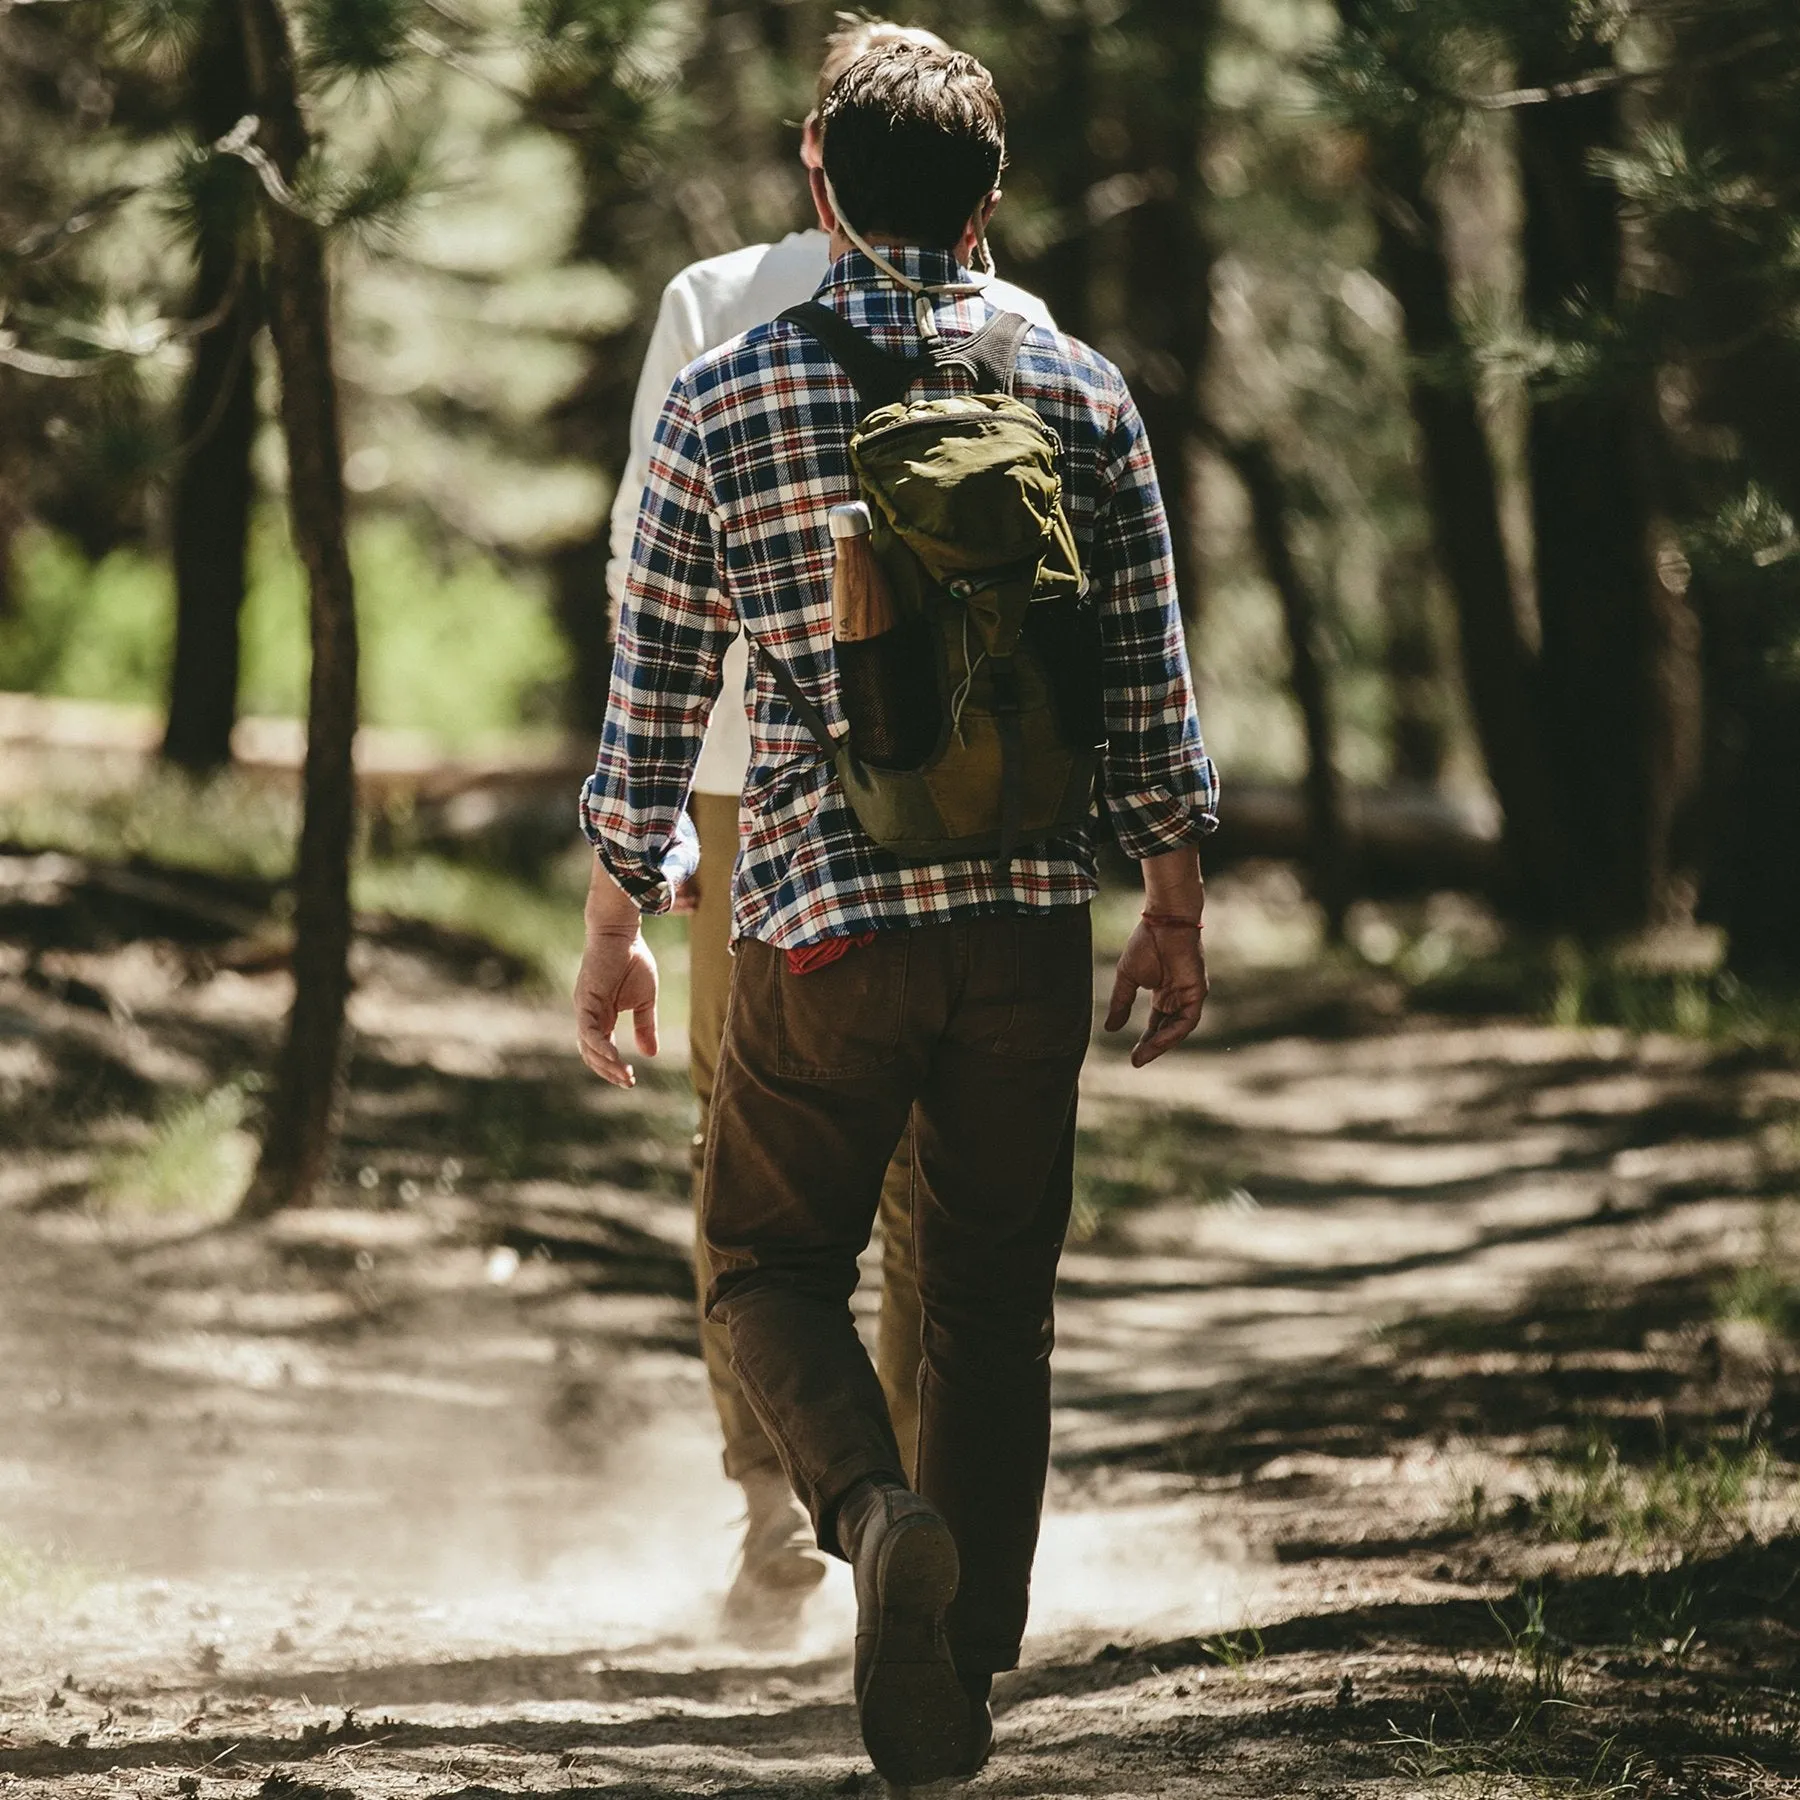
[
  {"x1": 163, "y1": 0, "x2": 262, "y2": 774},
  {"x1": 1382, "y1": 544, "x2": 1449, "y2": 786},
  {"x1": 162, "y1": 264, "x2": 261, "y2": 770},
  {"x1": 550, "y1": 528, "x2": 619, "y2": 741},
  {"x1": 1215, "y1": 431, "x2": 1349, "y2": 937},
  {"x1": 548, "y1": 152, "x2": 643, "y2": 738},
  {"x1": 1663, "y1": 8, "x2": 1800, "y2": 975},
  {"x1": 1334, "y1": 0, "x2": 1567, "y2": 923},
  {"x1": 1021, "y1": 17, "x2": 1096, "y2": 341},
  {"x1": 1516, "y1": 76, "x2": 1689, "y2": 939},
  {"x1": 1363, "y1": 165, "x2": 1567, "y2": 923},
  {"x1": 1122, "y1": 0, "x2": 1216, "y2": 626},
  {"x1": 236, "y1": 0, "x2": 359, "y2": 1219}
]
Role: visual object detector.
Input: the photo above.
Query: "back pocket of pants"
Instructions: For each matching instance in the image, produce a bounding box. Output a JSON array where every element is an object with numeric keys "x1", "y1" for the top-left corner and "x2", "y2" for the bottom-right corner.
[
  {"x1": 989, "y1": 909, "x2": 1093, "y2": 1060},
  {"x1": 773, "y1": 938, "x2": 908, "y2": 1078}
]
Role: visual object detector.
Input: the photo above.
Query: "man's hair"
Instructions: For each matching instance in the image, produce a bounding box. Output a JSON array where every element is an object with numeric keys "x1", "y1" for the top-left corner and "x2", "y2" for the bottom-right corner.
[
  {"x1": 819, "y1": 42, "x2": 1005, "y2": 250},
  {"x1": 814, "y1": 15, "x2": 948, "y2": 108}
]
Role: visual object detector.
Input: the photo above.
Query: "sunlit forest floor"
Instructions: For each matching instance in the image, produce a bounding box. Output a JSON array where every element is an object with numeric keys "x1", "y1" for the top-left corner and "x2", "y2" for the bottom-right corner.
[{"x1": 3, "y1": 833, "x2": 1800, "y2": 1798}]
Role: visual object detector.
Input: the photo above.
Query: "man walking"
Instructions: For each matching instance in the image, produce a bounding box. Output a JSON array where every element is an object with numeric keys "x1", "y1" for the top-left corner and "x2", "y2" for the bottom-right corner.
[
  {"x1": 577, "y1": 41, "x2": 1216, "y2": 1785},
  {"x1": 603, "y1": 16, "x2": 1055, "y2": 1639}
]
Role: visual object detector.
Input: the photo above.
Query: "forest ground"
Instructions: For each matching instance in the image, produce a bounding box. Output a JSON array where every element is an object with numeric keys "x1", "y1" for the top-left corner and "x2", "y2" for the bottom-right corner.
[{"x1": 3, "y1": 847, "x2": 1800, "y2": 1799}]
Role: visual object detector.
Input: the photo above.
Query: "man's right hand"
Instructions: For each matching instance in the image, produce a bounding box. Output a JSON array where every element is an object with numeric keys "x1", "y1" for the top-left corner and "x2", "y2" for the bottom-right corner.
[{"x1": 574, "y1": 930, "x2": 660, "y2": 1089}]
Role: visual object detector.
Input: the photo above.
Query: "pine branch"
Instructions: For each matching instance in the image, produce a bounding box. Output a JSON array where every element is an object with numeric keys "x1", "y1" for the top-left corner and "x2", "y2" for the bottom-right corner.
[
  {"x1": 4, "y1": 186, "x2": 144, "y2": 267},
  {"x1": 211, "y1": 111, "x2": 330, "y2": 223},
  {"x1": 0, "y1": 334, "x2": 100, "y2": 377}
]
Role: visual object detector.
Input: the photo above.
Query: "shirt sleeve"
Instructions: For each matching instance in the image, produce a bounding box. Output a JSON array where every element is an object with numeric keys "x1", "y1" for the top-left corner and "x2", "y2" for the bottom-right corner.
[
  {"x1": 1089, "y1": 384, "x2": 1220, "y2": 858},
  {"x1": 604, "y1": 271, "x2": 707, "y2": 618},
  {"x1": 581, "y1": 376, "x2": 731, "y2": 911}
]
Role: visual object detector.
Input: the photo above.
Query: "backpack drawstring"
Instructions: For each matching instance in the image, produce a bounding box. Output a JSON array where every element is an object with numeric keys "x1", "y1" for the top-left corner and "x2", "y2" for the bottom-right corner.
[
  {"x1": 949, "y1": 611, "x2": 987, "y2": 746},
  {"x1": 821, "y1": 169, "x2": 989, "y2": 345}
]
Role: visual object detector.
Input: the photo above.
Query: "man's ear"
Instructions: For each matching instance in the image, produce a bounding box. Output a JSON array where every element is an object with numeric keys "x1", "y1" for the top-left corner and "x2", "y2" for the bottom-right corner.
[
  {"x1": 808, "y1": 164, "x2": 835, "y2": 235},
  {"x1": 957, "y1": 189, "x2": 1003, "y2": 266}
]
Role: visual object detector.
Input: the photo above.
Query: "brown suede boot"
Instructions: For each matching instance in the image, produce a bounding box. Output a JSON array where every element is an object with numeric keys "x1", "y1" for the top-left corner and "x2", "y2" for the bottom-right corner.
[
  {"x1": 720, "y1": 1465, "x2": 829, "y2": 1644},
  {"x1": 835, "y1": 1477, "x2": 969, "y2": 1786}
]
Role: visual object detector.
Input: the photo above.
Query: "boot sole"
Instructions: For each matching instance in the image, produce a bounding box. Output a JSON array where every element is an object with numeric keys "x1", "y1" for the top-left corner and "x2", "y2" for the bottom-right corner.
[{"x1": 858, "y1": 1513, "x2": 965, "y2": 1786}]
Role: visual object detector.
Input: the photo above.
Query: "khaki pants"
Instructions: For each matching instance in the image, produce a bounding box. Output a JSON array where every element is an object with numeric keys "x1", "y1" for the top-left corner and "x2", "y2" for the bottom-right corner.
[
  {"x1": 701, "y1": 910, "x2": 1092, "y2": 1675},
  {"x1": 688, "y1": 791, "x2": 922, "y2": 1481}
]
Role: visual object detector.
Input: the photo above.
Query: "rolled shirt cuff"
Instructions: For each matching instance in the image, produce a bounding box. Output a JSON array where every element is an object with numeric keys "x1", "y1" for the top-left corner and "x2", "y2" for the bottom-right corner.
[
  {"x1": 584, "y1": 797, "x2": 700, "y2": 916},
  {"x1": 1103, "y1": 764, "x2": 1221, "y2": 862}
]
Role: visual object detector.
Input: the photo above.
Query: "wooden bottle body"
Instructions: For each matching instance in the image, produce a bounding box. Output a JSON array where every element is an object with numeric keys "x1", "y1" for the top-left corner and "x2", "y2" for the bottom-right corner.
[{"x1": 832, "y1": 528, "x2": 898, "y2": 643}]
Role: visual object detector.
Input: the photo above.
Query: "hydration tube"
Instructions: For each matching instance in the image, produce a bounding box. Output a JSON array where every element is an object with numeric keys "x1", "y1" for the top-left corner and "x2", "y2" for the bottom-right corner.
[{"x1": 820, "y1": 169, "x2": 989, "y2": 339}]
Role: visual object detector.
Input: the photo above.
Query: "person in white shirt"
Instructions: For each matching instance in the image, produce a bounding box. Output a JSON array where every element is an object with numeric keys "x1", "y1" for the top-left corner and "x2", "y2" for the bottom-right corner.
[{"x1": 603, "y1": 16, "x2": 1054, "y2": 1640}]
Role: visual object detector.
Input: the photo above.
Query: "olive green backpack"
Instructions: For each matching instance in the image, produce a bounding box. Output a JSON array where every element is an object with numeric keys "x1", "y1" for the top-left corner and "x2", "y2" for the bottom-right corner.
[{"x1": 752, "y1": 303, "x2": 1106, "y2": 864}]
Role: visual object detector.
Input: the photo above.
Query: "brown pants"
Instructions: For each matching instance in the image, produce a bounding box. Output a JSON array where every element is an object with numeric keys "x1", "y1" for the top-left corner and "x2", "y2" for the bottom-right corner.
[
  {"x1": 687, "y1": 792, "x2": 921, "y2": 1480},
  {"x1": 702, "y1": 908, "x2": 1092, "y2": 1675}
]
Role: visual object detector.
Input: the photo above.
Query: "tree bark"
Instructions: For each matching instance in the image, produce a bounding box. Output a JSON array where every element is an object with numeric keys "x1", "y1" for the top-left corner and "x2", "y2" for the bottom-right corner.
[
  {"x1": 162, "y1": 269, "x2": 261, "y2": 771},
  {"x1": 1211, "y1": 429, "x2": 1349, "y2": 937},
  {"x1": 538, "y1": 88, "x2": 656, "y2": 738},
  {"x1": 1515, "y1": 73, "x2": 1688, "y2": 938},
  {"x1": 1333, "y1": 0, "x2": 1567, "y2": 923},
  {"x1": 1381, "y1": 542, "x2": 1449, "y2": 786},
  {"x1": 1660, "y1": 6, "x2": 1800, "y2": 975},
  {"x1": 1363, "y1": 171, "x2": 1567, "y2": 922},
  {"x1": 1121, "y1": 0, "x2": 1216, "y2": 626},
  {"x1": 236, "y1": 0, "x2": 360, "y2": 1218},
  {"x1": 1017, "y1": 15, "x2": 1097, "y2": 343},
  {"x1": 163, "y1": 0, "x2": 262, "y2": 774}
]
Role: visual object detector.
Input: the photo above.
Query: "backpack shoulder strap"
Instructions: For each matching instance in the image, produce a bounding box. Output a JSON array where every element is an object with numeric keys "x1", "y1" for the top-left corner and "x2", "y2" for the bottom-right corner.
[
  {"x1": 931, "y1": 310, "x2": 1032, "y2": 395},
  {"x1": 740, "y1": 628, "x2": 844, "y2": 766},
  {"x1": 778, "y1": 302, "x2": 933, "y2": 415}
]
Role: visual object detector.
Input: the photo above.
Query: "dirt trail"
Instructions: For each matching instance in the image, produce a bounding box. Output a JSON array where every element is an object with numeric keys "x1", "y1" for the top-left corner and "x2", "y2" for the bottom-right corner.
[{"x1": 3, "y1": 867, "x2": 1799, "y2": 1797}]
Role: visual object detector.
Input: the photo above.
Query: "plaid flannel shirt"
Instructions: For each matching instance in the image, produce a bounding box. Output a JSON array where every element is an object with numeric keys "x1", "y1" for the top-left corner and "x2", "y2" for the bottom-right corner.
[{"x1": 581, "y1": 246, "x2": 1219, "y2": 950}]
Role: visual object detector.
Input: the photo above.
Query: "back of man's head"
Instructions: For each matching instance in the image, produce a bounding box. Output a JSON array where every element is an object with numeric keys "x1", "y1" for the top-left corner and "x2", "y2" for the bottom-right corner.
[
  {"x1": 819, "y1": 42, "x2": 1006, "y2": 251},
  {"x1": 814, "y1": 15, "x2": 947, "y2": 107}
]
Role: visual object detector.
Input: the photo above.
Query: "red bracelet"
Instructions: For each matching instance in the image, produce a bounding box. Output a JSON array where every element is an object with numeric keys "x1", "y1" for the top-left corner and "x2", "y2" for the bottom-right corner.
[{"x1": 1141, "y1": 910, "x2": 1203, "y2": 931}]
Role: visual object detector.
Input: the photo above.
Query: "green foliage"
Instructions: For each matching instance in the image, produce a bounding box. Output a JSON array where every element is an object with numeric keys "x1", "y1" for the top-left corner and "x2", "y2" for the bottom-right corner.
[
  {"x1": 0, "y1": 764, "x2": 299, "y2": 882},
  {"x1": 93, "y1": 1082, "x2": 257, "y2": 1218},
  {"x1": 1, "y1": 512, "x2": 570, "y2": 749},
  {"x1": 1714, "y1": 1261, "x2": 1800, "y2": 1338},
  {"x1": 1402, "y1": 932, "x2": 1800, "y2": 1045},
  {"x1": 107, "y1": 0, "x2": 212, "y2": 67},
  {"x1": 1712, "y1": 1204, "x2": 1800, "y2": 1338},
  {"x1": 0, "y1": 530, "x2": 172, "y2": 701},
  {"x1": 165, "y1": 131, "x2": 261, "y2": 245},
  {"x1": 355, "y1": 853, "x2": 590, "y2": 991},
  {"x1": 0, "y1": 1533, "x2": 92, "y2": 1612},
  {"x1": 301, "y1": 0, "x2": 419, "y2": 80},
  {"x1": 314, "y1": 129, "x2": 434, "y2": 248}
]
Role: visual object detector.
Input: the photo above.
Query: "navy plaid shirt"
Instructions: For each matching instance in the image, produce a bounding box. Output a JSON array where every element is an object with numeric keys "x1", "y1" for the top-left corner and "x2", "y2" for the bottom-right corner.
[{"x1": 582, "y1": 246, "x2": 1219, "y2": 950}]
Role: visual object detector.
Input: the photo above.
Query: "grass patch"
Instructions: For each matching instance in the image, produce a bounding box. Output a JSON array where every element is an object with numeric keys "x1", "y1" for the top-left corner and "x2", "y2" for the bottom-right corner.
[
  {"x1": 1409, "y1": 934, "x2": 1800, "y2": 1046},
  {"x1": 0, "y1": 764, "x2": 299, "y2": 884},
  {"x1": 92, "y1": 1083, "x2": 257, "y2": 1219},
  {"x1": 358, "y1": 850, "x2": 692, "y2": 1018},
  {"x1": 1712, "y1": 1203, "x2": 1800, "y2": 1338},
  {"x1": 1531, "y1": 1430, "x2": 1774, "y2": 1555},
  {"x1": 1714, "y1": 1262, "x2": 1800, "y2": 1337},
  {"x1": 356, "y1": 853, "x2": 588, "y2": 992},
  {"x1": 1385, "y1": 1586, "x2": 1644, "y2": 1797},
  {"x1": 1069, "y1": 1110, "x2": 1239, "y2": 1241},
  {"x1": 1, "y1": 773, "x2": 695, "y2": 1022}
]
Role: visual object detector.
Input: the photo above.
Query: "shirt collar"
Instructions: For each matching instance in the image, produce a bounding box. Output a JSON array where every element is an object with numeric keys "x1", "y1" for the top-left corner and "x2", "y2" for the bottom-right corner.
[{"x1": 818, "y1": 245, "x2": 972, "y2": 294}]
